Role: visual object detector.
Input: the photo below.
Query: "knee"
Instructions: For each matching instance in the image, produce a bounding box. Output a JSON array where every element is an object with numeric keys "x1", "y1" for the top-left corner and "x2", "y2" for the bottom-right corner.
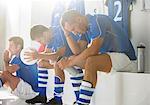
[
  {"x1": 86, "y1": 56, "x2": 95, "y2": 65},
  {"x1": 85, "y1": 57, "x2": 96, "y2": 69}
]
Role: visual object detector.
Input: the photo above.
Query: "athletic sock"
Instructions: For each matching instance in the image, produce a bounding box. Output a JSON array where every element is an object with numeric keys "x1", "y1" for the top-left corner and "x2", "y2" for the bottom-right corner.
[
  {"x1": 38, "y1": 67, "x2": 48, "y2": 97},
  {"x1": 54, "y1": 76, "x2": 64, "y2": 103},
  {"x1": 70, "y1": 68, "x2": 83, "y2": 100},
  {"x1": 77, "y1": 80, "x2": 95, "y2": 105}
]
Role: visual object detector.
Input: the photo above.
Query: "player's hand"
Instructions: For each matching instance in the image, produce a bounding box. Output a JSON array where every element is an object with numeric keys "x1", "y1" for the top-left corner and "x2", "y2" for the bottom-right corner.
[
  {"x1": 57, "y1": 57, "x2": 72, "y2": 70},
  {"x1": 38, "y1": 59, "x2": 53, "y2": 69},
  {"x1": 3, "y1": 50, "x2": 11, "y2": 63},
  {"x1": 24, "y1": 48, "x2": 38, "y2": 62},
  {"x1": 69, "y1": 55, "x2": 76, "y2": 60},
  {"x1": 57, "y1": 47, "x2": 66, "y2": 57},
  {"x1": 61, "y1": 25, "x2": 70, "y2": 37}
]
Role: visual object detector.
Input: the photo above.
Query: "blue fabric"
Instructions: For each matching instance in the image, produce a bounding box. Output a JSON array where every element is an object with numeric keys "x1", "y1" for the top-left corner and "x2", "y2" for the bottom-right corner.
[
  {"x1": 68, "y1": 0, "x2": 85, "y2": 15},
  {"x1": 38, "y1": 87, "x2": 46, "y2": 96},
  {"x1": 77, "y1": 81, "x2": 94, "y2": 105},
  {"x1": 10, "y1": 55, "x2": 38, "y2": 92},
  {"x1": 51, "y1": 0, "x2": 85, "y2": 27},
  {"x1": 38, "y1": 76, "x2": 48, "y2": 79},
  {"x1": 70, "y1": 76, "x2": 84, "y2": 80},
  {"x1": 38, "y1": 70, "x2": 48, "y2": 74},
  {"x1": 80, "y1": 89, "x2": 93, "y2": 96},
  {"x1": 38, "y1": 81, "x2": 47, "y2": 85},
  {"x1": 84, "y1": 14, "x2": 101, "y2": 43},
  {"x1": 54, "y1": 76, "x2": 64, "y2": 102},
  {"x1": 38, "y1": 68, "x2": 48, "y2": 96},
  {"x1": 47, "y1": 26, "x2": 85, "y2": 57},
  {"x1": 70, "y1": 69, "x2": 83, "y2": 100},
  {"x1": 51, "y1": 0, "x2": 65, "y2": 26},
  {"x1": 84, "y1": 14, "x2": 136, "y2": 60},
  {"x1": 78, "y1": 98, "x2": 90, "y2": 104},
  {"x1": 107, "y1": 0, "x2": 134, "y2": 36}
]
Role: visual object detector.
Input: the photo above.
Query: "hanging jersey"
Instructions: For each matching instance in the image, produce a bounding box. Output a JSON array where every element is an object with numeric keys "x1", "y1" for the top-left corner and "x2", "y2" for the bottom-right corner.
[
  {"x1": 68, "y1": 0, "x2": 85, "y2": 15},
  {"x1": 107, "y1": 0, "x2": 134, "y2": 36},
  {"x1": 51, "y1": 1, "x2": 65, "y2": 26}
]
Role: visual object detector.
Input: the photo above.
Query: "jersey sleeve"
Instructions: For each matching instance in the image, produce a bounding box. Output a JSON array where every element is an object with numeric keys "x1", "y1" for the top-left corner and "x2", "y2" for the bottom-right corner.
[
  {"x1": 10, "y1": 56, "x2": 21, "y2": 65},
  {"x1": 47, "y1": 41, "x2": 55, "y2": 52},
  {"x1": 87, "y1": 15, "x2": 102, "y2": 40},
  {"x1": 47, "y1": 30, "x2": 66, "y2": 52}
]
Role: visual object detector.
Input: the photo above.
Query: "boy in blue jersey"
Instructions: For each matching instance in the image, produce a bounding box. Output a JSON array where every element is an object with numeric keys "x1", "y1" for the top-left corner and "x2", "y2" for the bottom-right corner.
[
  {"x1": 0, "y1": 36, "x2": 39, "y2": 100},
  {"x1": 58, "y1": 10, "x2": 137, "y2": 105},
  {"x1": 25, "y1": 25, "x2": 87, "y2": 105}
]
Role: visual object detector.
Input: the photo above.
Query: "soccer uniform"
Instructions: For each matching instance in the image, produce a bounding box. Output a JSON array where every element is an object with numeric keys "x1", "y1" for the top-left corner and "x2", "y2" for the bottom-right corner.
[
  {"x1": 77, "y1": 14, "x2": 136, "y2": 105},
  {"x1": 10, "y1": 55, "x2": 39, "y2": 99},
  {"x1": 46, "y1": 26, "x2": 86, "y2": 103},
  {"x1": 47, "y1": 26, "x2": 84, "y2": 57},
  {"x1": 107, "y1": 0, "x2": 134, "y2": 36}
]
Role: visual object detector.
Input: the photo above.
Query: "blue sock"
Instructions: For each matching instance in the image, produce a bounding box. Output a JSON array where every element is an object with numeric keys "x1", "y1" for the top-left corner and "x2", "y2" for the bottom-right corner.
[
  {"x1": 38, "y1": 67, "x2": 48, "y2": 96},
  {"x1": 54, "y1": 76, "x2": 64, "y2": 102},
  {"x1": 70, "y1": 68, "x2": 83, "y2": 100},
  {"x1": 77, "y1": 80, "x2": 95, "y2": 105}
]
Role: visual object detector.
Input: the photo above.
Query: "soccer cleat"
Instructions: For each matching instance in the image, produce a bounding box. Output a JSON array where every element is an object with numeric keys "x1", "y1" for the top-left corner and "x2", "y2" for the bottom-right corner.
[
  {"x1": 44, "y1": 97, "x2": 63, "y2": 105},
  {"x1": 73, "y1": 101, "x2": 87, "y2": 105},
  {"x1": 25, "y1": 94, "x2": 47, "y2": 104}
]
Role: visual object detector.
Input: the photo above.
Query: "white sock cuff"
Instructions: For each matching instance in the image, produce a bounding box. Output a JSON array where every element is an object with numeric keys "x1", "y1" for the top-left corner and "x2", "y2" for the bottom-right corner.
[{"x1": 81, "y1": 80, "x2": 93, "y2": 88}]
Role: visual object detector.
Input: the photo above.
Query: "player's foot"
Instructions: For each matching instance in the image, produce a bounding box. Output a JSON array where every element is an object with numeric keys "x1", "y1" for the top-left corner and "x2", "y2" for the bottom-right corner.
[
  {"x1": 25, "y1": 94, "x2": 47, "y2": 104},
  {"x1": 73, "y1": 101, "x2": 88, "y2": 105},
  {"x1": 44, "y1": 97, "x2": 63, "y2": 105}
]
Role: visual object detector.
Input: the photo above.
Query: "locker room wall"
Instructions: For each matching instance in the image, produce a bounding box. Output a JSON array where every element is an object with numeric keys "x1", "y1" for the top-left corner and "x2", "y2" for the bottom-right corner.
[
  {"x1": 0, "y1": 2, "x2": 6, "y2": 70},
  {"x1": 130, "y1": 0, "x2": 150, "y2": 73}
]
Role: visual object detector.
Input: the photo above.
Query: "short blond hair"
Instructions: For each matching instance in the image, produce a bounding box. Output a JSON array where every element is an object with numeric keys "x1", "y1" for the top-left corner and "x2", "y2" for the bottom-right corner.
[
  {"x1": 30, "y1": 25, "x2": 50, "y2": 40},
  {"x1": 9, "y1": 36, "x2": 24, "y2": 49},
  {"x1": 60, "y1": 10, "x2": 82, "y2": 28}
]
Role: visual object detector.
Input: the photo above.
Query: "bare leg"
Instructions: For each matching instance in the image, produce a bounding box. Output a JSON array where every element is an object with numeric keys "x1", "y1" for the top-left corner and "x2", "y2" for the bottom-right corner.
[
  {"x1": 54, "y1": 63, "x2": 65, "y2": 82},
  {"x1": 0, "y1": 71, "x2": 20, "y2": 90},
  {"x1": 84, "y1": 54, "x2": 112, "y2": 87},
  {"x1": 46, "y1": 63, "x2": 64, "y2": 104}
]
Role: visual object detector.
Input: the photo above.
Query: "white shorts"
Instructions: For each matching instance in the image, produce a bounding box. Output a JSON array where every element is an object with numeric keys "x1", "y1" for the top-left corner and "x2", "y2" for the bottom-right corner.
[
  {"x1": 107, "y1": 53, "x2": 137, "y2": 74},
  {"x1": 12, "y1": 79, "x2": 38, "y2": 100}
]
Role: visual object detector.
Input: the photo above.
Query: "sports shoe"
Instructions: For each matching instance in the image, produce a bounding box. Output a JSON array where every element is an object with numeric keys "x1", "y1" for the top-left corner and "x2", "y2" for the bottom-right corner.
[
  {"x1": 44, "y1": 97, "x2": 63, "y2": 105},
  {"x1": 25, "y1": 94, "x2": 47, "y2": 104},
  {"x1": 73, "y1": 101, "x2": 88, "y2": 105}
]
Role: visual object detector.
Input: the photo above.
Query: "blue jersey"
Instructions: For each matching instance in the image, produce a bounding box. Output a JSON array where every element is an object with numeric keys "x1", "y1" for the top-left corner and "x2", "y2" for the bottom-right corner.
[
  {"x1": 47, "y1": 26, "x2": 86, "y2": 57},
  {"x1": 51, "y1": 0, "x2": 85, "y2": 26},
  {"x1": 68, "y1": 0, "x2": 85, "y2": 15},
  {"x1": 51, "y1": 1, "x2": 65, "y2": 26},
  {"x1": 84, "y1": 14, "x2": 136, "y2": 60},
  {"x1": 107, "y1": 0, "x2": 134, "y2": 36},
  {"x1": 10, "y1": 55, "x2": 38, "y2": 92}
]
